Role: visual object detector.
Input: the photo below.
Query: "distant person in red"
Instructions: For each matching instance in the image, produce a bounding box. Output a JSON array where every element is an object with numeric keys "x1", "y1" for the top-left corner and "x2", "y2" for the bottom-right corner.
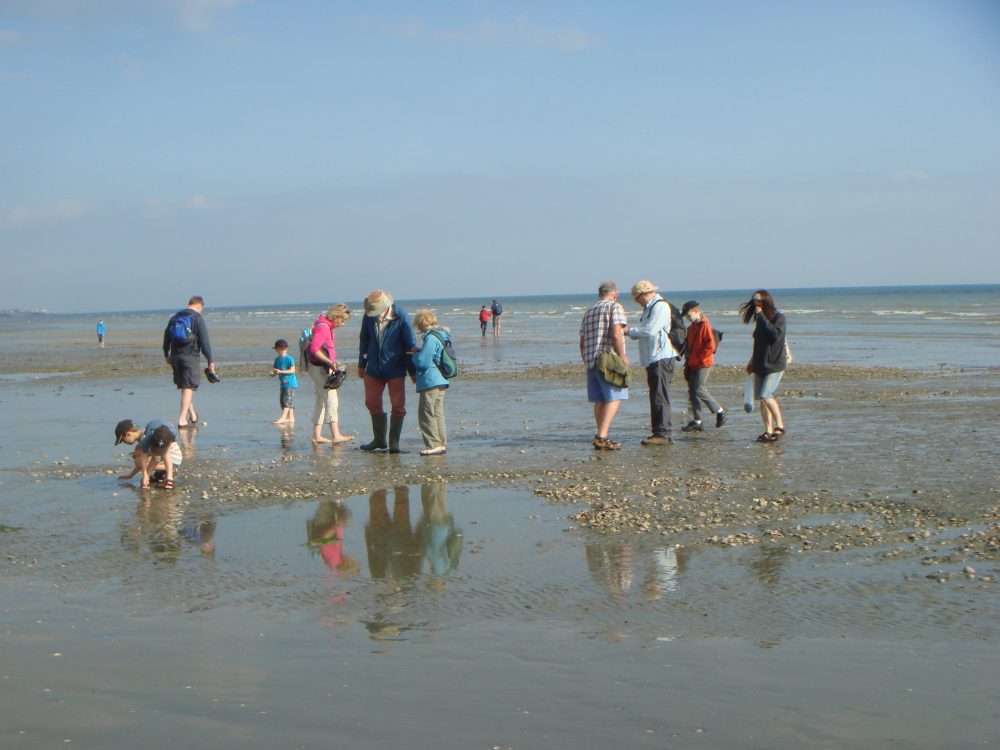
[
  {"x1": 680, "y1": 301, "x2": 727, "y2": 432},
  {"x1": 478, "y1": 306, "x2": 490, "y2": 337}
]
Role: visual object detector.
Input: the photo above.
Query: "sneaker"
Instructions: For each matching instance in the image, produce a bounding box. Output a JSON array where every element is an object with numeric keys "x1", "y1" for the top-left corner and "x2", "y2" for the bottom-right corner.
[
  {"x1": 681, "y1": 420, "x2": 703, "y2": 433},
  {"x1": 420, "y1": 446, "x2": 447, "y2": 456},
  {"x1": 640, "y1": 434, "x2": 673, "y2": 446},
  {"x1": 594, "y1": 436, "x2": 621, "y2": 450},
  {"x1": 716, "y1": 410, "x2": 727, "y2": 428}
]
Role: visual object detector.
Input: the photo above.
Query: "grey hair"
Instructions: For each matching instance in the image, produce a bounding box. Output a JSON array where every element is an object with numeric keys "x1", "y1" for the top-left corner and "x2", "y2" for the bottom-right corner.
[{"x1": 597, "y1": 281, "x2": 618, "y2": 297}]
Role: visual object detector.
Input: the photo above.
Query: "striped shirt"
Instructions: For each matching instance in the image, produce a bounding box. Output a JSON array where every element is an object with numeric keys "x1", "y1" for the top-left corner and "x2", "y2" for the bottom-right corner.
[{"x1": 580, "y1": 298, "x2": 627, "y2": 367}]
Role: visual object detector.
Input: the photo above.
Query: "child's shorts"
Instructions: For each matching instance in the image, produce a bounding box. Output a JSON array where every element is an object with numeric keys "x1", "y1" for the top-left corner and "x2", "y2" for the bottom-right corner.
[
  {"x1": 167, "y1": 442, "x2": 183, "y2": 466},
  {"x1": 280, "y1": 386, "x2": 295, "y2": 409}
]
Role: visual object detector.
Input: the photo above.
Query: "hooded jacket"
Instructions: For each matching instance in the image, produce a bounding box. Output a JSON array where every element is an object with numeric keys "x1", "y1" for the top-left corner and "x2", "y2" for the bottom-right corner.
[
  {"x1": 751, "y1": 311, "x2": 787, "y2": 375},
  {"x1": 412, "y1": 328, "x2": 452, "y2": 393}
]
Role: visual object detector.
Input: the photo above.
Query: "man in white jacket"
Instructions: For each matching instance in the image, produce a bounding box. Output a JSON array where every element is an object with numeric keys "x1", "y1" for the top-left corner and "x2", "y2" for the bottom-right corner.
[{"x1": 625, "y1": 280, "x2": 680, "y2": 446}]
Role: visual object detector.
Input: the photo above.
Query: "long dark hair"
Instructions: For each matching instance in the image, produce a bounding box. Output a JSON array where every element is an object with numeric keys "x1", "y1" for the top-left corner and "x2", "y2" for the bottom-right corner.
[{"x1": 740, "y1": 290, "x2": 777, "y2": 324}]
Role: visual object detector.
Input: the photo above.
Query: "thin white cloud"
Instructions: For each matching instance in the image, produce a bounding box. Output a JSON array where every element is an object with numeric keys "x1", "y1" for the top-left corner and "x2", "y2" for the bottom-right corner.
[
  {"x1": 892, "y1": 169, "x2": 930, "y2": 182},
  {"x1": 0, "y1": 200, "x2": 86, "y2": 228},
  {"x1": 1, "y1": 0, "x2": 251, "y2": 34},
  {"x1": 389, "y1": 16, "x2": 602, "y2": 52},
  {"x1": 0, "y1": 29, "x2": 22, "y2": 47},
  {"x1": 110, "y1": 52, "x2": 141, "y2": 77},
  {"x1": 177, "y1": 0, "x2": 252, "y2": 33},
  {"x1": 142, "y1": 194, "x2": 213, "y2": 217}
]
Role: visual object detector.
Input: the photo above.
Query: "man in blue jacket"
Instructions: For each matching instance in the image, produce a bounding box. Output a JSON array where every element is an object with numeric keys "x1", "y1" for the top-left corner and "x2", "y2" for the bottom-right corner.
[{"x1": 357, "y1": 289, "x2": 417, "y2": 453}]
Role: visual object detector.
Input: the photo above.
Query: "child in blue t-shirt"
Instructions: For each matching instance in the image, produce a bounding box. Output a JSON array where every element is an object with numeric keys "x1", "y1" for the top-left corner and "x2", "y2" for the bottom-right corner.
[{"x1": 271, "y1": 339, "x2": 299, "y2": 424}]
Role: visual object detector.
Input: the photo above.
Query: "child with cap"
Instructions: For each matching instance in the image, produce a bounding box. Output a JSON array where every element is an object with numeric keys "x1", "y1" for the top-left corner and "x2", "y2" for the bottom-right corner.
[
  {"x1": 115, "y1": 419, "x2": 182, "y2": 489},
  {"x1": 271, "y1": 339, "x2": 298, "y2": 424},
  {"x1": 680, "y1": 301, "x2": 727, "y2": 432}
]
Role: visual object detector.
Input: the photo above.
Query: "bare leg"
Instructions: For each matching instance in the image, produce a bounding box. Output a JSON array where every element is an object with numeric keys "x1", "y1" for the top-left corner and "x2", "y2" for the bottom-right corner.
[
  {"x1": 329, "y1": 422, "x2": 354, "y2": 442},
  {"x1": 764, "y1": 397, "x2": 783, "y2": 431},
  {"x1": 759, "y1": 399, "x2": 774, "y2": 434},
  {"x1": 594, "y1": 401, "x2": 622, "y2": 438},
  {"x1": 178, "y1": 388, "x2": 195, "y2": 426},
  {"x1": 312, "y1": 423, "x2": 331, "y2": 444}
]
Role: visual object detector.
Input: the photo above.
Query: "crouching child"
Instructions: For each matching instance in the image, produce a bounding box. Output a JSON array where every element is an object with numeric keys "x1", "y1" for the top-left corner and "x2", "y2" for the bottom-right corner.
[{"x1": 115, "y1": 419, "x2": 182, "y2": 489}]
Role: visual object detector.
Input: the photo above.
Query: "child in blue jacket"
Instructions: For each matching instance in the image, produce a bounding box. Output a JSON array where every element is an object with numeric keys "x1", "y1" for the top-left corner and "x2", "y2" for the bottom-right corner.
[{"x1": 411, "y1": 309, "x2": 451, "y2": 456}]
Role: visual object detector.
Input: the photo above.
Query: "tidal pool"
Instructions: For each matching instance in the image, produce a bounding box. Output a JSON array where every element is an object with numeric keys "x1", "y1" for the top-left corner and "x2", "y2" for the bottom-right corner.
[{"x1": 2, "y1": 479, "x2": 998, "y2": 749}]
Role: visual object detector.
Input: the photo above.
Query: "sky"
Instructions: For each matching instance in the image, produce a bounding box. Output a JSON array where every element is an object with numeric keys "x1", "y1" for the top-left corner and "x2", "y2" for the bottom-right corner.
[{"x1": 1, "y1": 0, "x2": 999, "y2": 313}]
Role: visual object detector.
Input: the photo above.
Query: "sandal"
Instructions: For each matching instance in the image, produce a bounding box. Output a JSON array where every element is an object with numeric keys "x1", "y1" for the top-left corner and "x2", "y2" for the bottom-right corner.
[
  {"x1": 162, "y1": 479, "x2": 175, "y2": 489},
  {"x1": 755, "y1": 432, "x2": 776, "y2": 443},
  {"x1": 773, "y1": 427, "x2": 785, "y2": 439}
]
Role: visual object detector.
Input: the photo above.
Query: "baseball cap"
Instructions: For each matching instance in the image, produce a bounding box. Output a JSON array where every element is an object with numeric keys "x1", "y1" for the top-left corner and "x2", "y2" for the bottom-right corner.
[
  {"x1": 681, "y1": 300, "x2": 700, "y2": 316},
  {"x1": 115, "y1": 419, "x2": 135, "y2": 445}
]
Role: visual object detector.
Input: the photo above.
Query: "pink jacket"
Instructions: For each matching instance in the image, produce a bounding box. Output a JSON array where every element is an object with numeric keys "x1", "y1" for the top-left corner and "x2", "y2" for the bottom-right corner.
[{"x1": 309, "y1": 315, "x2": 336, "y2": 365}]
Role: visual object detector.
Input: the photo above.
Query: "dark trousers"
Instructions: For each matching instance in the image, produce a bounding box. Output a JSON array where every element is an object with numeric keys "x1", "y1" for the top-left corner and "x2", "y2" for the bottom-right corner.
[{"x1": 646, "y1": 358, "x2": 674, "y2": 436}]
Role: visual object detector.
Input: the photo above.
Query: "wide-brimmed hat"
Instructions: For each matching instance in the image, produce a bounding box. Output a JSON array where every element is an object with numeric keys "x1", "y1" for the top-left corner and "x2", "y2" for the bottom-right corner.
[{"x1": 630, "y1": 280, "x2": 658, "y2": 297}]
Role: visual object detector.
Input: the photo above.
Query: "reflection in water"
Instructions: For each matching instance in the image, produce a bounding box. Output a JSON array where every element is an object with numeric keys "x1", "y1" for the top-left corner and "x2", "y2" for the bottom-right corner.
[
  {"x1": 365, "y1": 486, "x2": 423, "y2": 581},
  {"x1": 417, "y1": 482, "x2": 462, "y2": 578},
  {"x1": 585, "y1": 542, "x2": 685, "y2": 601},
  {"x1": 119, "y1": 493, "x2": 217, "y2": 562},
  {"x1": 306, "y1": 500, "x2": 358, "y2": 577},
  {"x1": 749, "y1": 544, "x2": 789, "y2": 586},
  {"x1": 176, "y1": 426, "x2": 197, "y2": 458},
  {"x1": 278, "y1": 423, "x2": 295, "y2": 452}
]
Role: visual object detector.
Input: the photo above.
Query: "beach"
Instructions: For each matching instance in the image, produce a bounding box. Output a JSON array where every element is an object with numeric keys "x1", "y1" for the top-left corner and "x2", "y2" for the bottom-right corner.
[{"x1": 1, "y1": 291, "x2": 999, "y2": 748}]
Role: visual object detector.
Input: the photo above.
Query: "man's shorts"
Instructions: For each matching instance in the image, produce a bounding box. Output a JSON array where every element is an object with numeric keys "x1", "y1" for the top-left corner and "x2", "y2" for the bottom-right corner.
[
  {"x1": 172, "y1": 355, "x2": 201, "y2": 390},
  {"x1": 753, "y1": 371, "x2": 784, "y2": 400},
  {"x1": 280, "y1": 386, "x2": 295, "y2": 409},
  {"x1": 587, "y1": 367, "x2": 629, "y2": 404}
]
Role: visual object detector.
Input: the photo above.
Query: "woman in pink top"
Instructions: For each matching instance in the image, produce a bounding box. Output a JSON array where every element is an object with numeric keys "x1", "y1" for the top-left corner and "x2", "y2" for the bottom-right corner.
[{"x1": 307, "y1": 304, "x2": 354, "y2": 444}]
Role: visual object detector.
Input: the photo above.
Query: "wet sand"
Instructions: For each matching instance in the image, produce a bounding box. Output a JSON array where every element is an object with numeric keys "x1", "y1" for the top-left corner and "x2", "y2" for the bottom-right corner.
[{"x1": 1, "y1": 347, "x2": 999, "y2": 748}]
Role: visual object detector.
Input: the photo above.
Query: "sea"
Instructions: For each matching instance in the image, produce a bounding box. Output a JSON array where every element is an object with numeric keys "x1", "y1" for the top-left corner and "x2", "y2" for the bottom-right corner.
[{"x1": 2, "y1": 284, "x2": 998, "y2": 370}]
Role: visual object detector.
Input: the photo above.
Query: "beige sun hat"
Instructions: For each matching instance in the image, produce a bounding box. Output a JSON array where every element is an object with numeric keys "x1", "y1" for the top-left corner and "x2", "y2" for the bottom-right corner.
[{"x1": 630, "y1": 280, "x2": 659, "y2": 297}]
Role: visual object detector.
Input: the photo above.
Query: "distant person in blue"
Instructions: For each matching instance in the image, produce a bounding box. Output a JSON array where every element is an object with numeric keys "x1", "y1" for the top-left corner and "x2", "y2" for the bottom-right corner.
[
  {"x1": 114, "y1": 418, "x2": 182, "y2": 490},
  {"x1": 163, "y1": 296, "x2": 215, "y2": 429},
  {"x1": 358, "y1": 289, "x2": 417, "y2": 454},
  {"x1": 491, "y1": 299, "x2": 503, "y2": 338},
  {"x1": 96, "y1": 319, "x2": 106, "y2": 348},
  {"x1": 411, "y1": 309, "x2": 451, "y2": 456},
  {"x1": 270, "y1": 339, "x2": 298, "y2": 425}
]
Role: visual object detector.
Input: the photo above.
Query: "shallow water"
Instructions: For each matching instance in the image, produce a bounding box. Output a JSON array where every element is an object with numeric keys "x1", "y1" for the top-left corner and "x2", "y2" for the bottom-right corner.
[
  {"x1": 3, "y1": 476, "x2": 999, "y2": 749},
  {"x1": 2, "y1": 348, "x2": 999, "y2": 747}
]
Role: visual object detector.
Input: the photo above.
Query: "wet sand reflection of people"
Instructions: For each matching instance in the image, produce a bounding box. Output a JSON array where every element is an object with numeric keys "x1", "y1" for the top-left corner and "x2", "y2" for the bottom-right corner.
[
  {"x1": 120, "y1": 493, "x2": 183, "y2": 563},
  {"x1": 306, "y1": 500, "x2": 359, "y2": 578},
  {"x1": 364, "y1": 486, "x2": 423, "y2": 581},
  {"x1": 585, "y1": 542, "x2": 685, "y2": 602},
  {"x1": 416, "y1": 483, "x2": 462, "y2": 579}
]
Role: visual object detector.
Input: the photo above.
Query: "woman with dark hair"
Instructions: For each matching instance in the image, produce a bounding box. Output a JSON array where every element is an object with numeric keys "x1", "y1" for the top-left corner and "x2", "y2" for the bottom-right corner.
[{"x1": 740, "y1": 290, "x2": 787, "y2": 442}]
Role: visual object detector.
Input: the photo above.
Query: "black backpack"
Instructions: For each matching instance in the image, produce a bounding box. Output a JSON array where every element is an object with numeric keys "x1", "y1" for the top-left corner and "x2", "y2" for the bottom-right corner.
[{"x1": 653, "y1": 300, "x2": 687, "y2": 356}]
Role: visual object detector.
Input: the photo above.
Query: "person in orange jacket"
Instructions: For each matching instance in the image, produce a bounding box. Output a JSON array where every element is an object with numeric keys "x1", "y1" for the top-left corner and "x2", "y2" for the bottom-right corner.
[{"x1": 681, "y1": 301, "x2": 727, "y2": 432}]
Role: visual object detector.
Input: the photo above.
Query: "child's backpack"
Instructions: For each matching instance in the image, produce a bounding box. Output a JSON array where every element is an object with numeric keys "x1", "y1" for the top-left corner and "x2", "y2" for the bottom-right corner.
[
  {"x1": 427, "y1": 330, "x2": 458, "y2": 379},
  {"x1": 298, "y1": 328, "x2": 313, "y2": 372},
  {"x1": 168, "y1": 311, "x2": 196, "y2": 346}
]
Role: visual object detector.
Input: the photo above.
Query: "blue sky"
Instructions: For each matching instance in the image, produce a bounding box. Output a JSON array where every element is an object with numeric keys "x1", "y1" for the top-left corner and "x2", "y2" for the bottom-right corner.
[{"x1": 2, "y1": 0, "x2": 999, "y2": 312}]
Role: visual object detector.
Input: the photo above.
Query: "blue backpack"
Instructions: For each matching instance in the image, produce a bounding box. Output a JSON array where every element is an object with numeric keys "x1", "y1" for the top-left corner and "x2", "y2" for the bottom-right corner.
[
  {"x1": 168, "y1": 311, "x2": 195, "y2": 346},
  {"x1": 298, "y1": 328, "x2": 313, "y2": 372},
  {"x1": 427, "y1": 330, "x2": 458, "y2": 379}
]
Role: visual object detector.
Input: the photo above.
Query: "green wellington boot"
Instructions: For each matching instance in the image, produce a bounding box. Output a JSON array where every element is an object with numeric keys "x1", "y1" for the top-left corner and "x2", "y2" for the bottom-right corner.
[{"x1": 360, "y1": 413, "x2": 388, "y2": 452}]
